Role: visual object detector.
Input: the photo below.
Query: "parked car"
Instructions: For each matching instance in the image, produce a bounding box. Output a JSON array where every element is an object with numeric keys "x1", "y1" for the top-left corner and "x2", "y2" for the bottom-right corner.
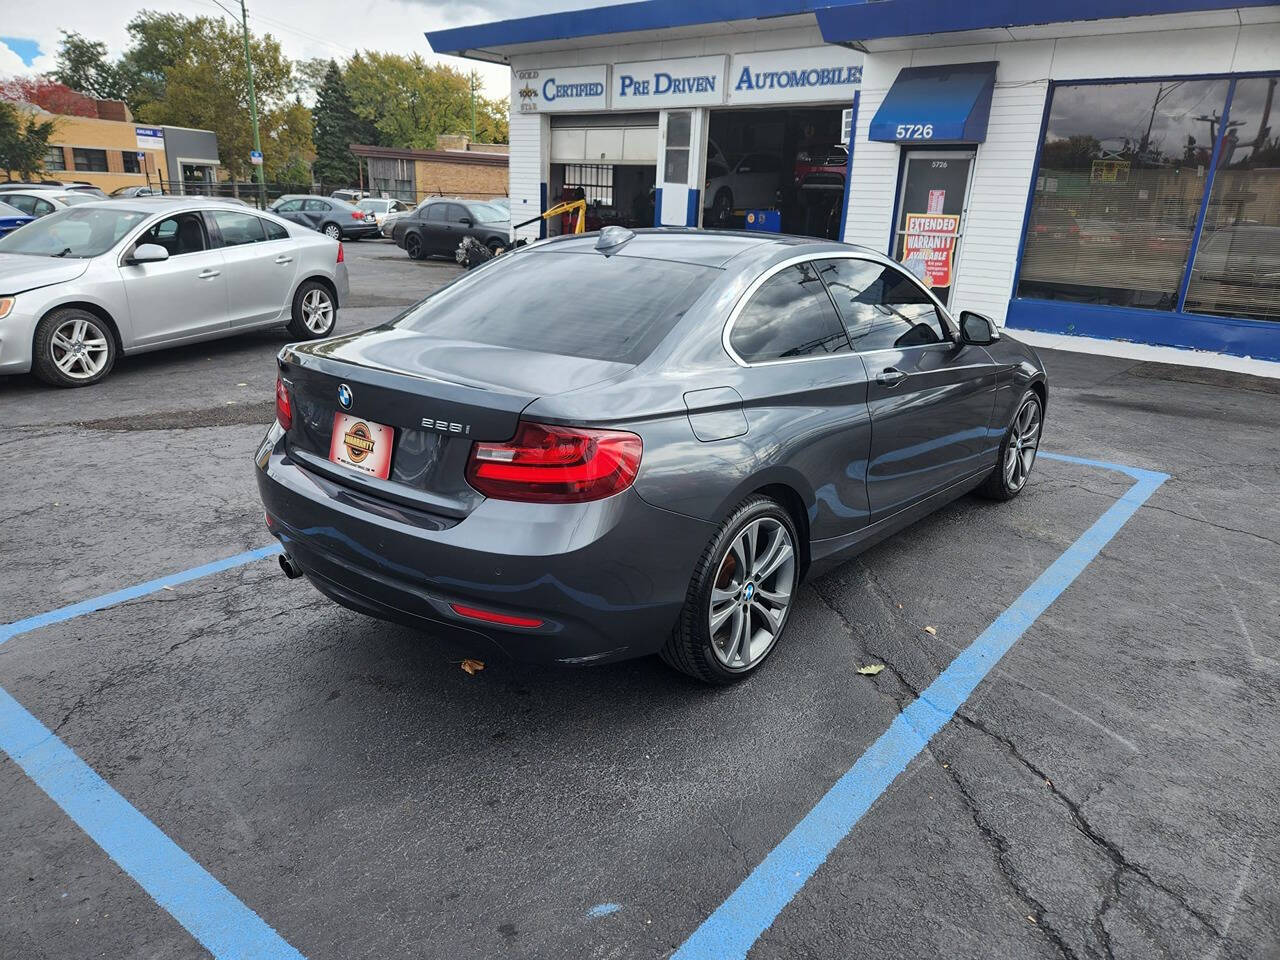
[
  {"x1": 1186, "y1": 224, "x2": 1280, "y2": 322},
  {"x1": 330, "y1": 189, "x2": 369, "y2": 204},
  {"x1": 794, "y1": 143, "x2": 848, "y2": 191},
  {"x1": 391, "y1": 198, "x2": 511, "y2": 260},
  {"x1": 0, "y1": 197, "x2": 348, "y2": 387},
  {"x1": 111, "y1": 185, "x2": 163, "y2": 198},
  {"x1": 0, "y1": 200, "x2": 35, "y2": 238},
  {"x1": 704, "y1": 152, "x2": 783, "y2": 226},
  {"x1": 0, "y1": 189, "x2": 96, "y2": 219},
  {"x1": 271, "y1": 195, "x2": 379, "y2": 240},
  {"x1": 0, "y1": 180, "x2": 107, "y2": 198},
  {"x1": 357, "y1": 197, "x2": 412, "y2": 231},
  {"x1": 258, "y1": 228, "x2": 1046, "y2": 683}
]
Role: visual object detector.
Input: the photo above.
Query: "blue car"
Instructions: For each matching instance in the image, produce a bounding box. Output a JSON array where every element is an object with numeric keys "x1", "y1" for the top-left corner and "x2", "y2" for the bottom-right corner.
[{"x1": 0, "y1": 200, "x2": 34, "y2": 238}]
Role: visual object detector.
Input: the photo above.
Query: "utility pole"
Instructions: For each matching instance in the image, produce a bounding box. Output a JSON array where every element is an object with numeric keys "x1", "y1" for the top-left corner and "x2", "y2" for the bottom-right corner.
[
  {"x1": 239, "y1": 0, "x2": 267, "y2": 208},
  {"x1": 470, "y1": 71, "x2": 477, "y2": 143}
]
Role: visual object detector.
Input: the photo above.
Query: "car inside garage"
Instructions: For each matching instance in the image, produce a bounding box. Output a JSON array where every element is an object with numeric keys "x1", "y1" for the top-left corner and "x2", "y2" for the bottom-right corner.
[{"x1": 703, "y1": 106, "x2": 850, "y2": 239}]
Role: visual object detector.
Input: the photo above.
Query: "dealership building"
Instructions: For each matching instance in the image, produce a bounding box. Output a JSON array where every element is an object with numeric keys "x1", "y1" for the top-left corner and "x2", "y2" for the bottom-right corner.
[{"x1": 428, "y1": 0, "x2": 1280, "y2": 361}]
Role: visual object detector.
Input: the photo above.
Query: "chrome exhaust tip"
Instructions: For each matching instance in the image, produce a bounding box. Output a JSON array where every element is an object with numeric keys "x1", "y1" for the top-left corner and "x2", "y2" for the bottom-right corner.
[{"x1": 279, "y1": 553, "x2": 304, "y2": 580}]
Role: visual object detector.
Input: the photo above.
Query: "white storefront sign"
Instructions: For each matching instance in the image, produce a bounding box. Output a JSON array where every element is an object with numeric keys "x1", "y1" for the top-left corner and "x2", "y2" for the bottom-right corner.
[
  {"x1": 135, "y1": 126, "x2": 165, "y2": 150},
  {"x1": 613, "y1": 55, "x2": 726, "y2": 108},
  {"x1": 728, "y1": 46, "x2": 863, "y2": 106},
  {"x1": 515, "y1": 64, "x2": 609, "y2": 113}
]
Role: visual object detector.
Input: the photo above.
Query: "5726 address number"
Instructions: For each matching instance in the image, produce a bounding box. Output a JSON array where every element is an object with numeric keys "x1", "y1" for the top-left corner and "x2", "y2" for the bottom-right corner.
[{"x1": 895, "y1": 123, "x2": 934, "y2": 140}]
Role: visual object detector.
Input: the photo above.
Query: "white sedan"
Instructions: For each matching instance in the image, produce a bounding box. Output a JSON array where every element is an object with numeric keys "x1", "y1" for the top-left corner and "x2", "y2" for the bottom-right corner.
[{"x1": 0, "y1": 197, "x2": 349, "y2": 387}]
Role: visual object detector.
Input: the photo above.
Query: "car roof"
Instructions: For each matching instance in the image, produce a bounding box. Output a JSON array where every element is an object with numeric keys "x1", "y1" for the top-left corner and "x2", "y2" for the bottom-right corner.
[
  {"x1": 531, "y1": 228, "x2": 877, "y2": 269},
  {"x1": 73, "y1": 196, "x2": 273, "y2": 215}
]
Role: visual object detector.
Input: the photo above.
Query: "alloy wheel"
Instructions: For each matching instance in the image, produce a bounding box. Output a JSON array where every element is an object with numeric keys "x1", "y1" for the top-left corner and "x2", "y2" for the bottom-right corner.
[
  {"x1": 1004, "y1": 396, "x2": 1042, "y2": 492},
  {"x1": 301, "y1": 288, "x2": 333, "y2": 334},
  {"x1": 406, "y1": 235, "x2": 421, "y2": 258},
  {"x1": 324, "y1": 224, "x2": 341, "y2": 240},
  {"x1": 50, "y1": 317, "x2": 110, "y2": 380},
  {"x1": 708, "y1": 516, "x2": 796, "y2": 670}
]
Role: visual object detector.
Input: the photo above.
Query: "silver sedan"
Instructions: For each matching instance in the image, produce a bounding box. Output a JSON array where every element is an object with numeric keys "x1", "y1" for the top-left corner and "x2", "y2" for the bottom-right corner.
[{"x1": 0, "y1": 197, "x2": 349, "y2": 387}]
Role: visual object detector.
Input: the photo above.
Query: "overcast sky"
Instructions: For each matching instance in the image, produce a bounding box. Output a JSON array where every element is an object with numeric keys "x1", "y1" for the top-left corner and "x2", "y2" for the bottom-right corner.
[{"x1": 0, "y1": 0, "x2": 621, "y2": 98}]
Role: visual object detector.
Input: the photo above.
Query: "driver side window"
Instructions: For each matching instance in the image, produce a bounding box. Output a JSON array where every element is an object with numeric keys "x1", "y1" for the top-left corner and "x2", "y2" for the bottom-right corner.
[
  {"x1": 816, "y1": 258, "x2": 948, "y2": 352},
  {"x1": 140, "y1": 213, "x2": 208, "y2": 257}
]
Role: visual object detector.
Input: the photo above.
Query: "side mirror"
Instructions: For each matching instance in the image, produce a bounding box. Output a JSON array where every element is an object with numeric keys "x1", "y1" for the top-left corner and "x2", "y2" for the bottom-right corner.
[
  {"x1": 959, "y1": 310, "x2": 1000, "y2": 345},
  {"x1": 129, "y1": 243, "x2": 170, "y2": 265}
]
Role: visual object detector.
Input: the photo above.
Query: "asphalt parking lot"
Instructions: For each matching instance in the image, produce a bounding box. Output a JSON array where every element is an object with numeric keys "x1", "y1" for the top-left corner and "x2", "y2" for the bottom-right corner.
[{"x1": 2, "y1": 237, "x2": 1278, "y2": 960}]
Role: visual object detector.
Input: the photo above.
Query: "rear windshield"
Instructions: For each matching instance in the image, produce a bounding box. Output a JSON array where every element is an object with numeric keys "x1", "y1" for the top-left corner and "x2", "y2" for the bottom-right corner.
[{"x1": 395, "y1": 249, "x2": 718, "y2": 364}]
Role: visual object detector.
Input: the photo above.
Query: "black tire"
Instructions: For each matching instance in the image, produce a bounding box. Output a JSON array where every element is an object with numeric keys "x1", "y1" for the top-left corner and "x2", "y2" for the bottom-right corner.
[
  {"x1": 978, "y1": 388, "x2": 1043, "y2": 501},
  {"x1": 486, "y1": 238, "x2": 506, "y2": 257},
  {"x1": 711, "y1": 189, "x2": 733, "y2": 227},
  {"x1": 660, "y1": 495, "x2": 799, "y2": 685},
  {"x1": 322, "y1": 222, "x2": 342, "y2": 241},
  {"x1": 32, "y1": 307, "x2": 116, "y2": 387},
  {"x1": 404, "y1": 232, "x2": 424, "y2": 260},
  {"x1": 286, "y1": 280, "x2": 337, "y2": 339}
]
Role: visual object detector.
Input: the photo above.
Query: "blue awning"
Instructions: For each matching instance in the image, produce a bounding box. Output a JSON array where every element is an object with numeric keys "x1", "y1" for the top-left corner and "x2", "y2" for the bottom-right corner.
[{"x1": 868, "y1": 62, "x2": 997, "y2": 145}]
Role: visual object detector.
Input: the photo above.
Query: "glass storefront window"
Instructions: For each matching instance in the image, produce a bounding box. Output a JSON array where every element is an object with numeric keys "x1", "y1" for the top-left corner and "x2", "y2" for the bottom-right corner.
[
  {"x1": 1184, "y1": 77, "x2": 1280, "y2": 323},
  {"x1": 1018, "y1": 79, "x2": 1230, "y2": 309}
]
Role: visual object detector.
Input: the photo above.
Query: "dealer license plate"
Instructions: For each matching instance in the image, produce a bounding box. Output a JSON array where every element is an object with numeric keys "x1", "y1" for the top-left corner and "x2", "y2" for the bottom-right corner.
[{"x1": 328, "y1": 412, "x2": 394, "y2": 480}]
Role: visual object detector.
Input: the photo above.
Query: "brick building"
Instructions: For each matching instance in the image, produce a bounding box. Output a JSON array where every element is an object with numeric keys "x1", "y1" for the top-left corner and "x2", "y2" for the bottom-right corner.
[{"x1": 350, "y1": 136, "x2": 509, "y2": 203}]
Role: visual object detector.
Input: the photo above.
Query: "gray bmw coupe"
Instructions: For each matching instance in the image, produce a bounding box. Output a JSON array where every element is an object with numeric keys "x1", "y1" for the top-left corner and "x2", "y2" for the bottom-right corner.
[{"x1": 256, "y1": 228, "x2": 1047, "y2": 683}]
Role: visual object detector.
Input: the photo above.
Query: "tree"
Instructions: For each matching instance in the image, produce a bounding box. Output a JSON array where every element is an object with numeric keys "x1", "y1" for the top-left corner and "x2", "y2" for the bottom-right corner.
[
  {"x1": 0, "y1": 77, "x2": 96, "y2": 117},
  {"x1": 115, "y1": 11, "x2": 191, "y2": 115},
  {"x1": 48, "y1": 30, "x2": 121, "y2": 99},
  {"x1": 343, "y1": 53, "x2": 507, "y2": 150},
  {"x1": 265, "y1": 98, "x2": 315, "y2": 187},
  {"x1": 135, "y1": 15, "x2": 296, "y2": 181},
  {"x1": 293, "y1": 57, "x2": 332, "y2": 101},
  {"x1": 311, "y1": 60, "x2": 366, "y2": 186},
  {"x1": 0, "y1": 101, "x2": 58, "y2": 181}
]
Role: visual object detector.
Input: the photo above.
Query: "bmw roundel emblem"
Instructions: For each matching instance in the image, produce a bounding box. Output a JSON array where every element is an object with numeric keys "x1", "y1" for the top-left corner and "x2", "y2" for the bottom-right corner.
[
  {"x1": 743, "y1": 582, "x2": 755, "y2": 601},
  {"x1": 337, "y1": 383, "x2": 353, "y2": 409}
]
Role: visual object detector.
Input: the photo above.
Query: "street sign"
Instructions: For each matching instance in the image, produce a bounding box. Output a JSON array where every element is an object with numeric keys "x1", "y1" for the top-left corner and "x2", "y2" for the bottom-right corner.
[{"x1": 250, "y1": 150, "x2": 263, "y2": 165}]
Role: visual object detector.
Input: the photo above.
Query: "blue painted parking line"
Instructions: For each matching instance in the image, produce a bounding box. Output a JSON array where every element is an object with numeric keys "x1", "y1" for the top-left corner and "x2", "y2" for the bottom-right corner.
[
  {"x1": 673, "y1": 453, "x2": 1168, "y2": 960},
  {"x1": 0, "y1": 543, "x2": 302, "y2": 960},
  {"x1": 0, "y1": 544, "x2": 283, "y2": 646}
]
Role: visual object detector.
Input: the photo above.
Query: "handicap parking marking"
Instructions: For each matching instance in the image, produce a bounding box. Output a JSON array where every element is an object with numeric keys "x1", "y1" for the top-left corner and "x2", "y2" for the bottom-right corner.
[
  {"x1": 672, "y1": 453, "x2": 1168, "y2": 960},
  {"x1": 0, "y1": 542, "x2": 303, "y2": 960}
]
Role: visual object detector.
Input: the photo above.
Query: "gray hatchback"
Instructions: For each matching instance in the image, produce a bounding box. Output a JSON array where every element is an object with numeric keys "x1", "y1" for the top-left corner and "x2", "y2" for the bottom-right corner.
[{"x1": 257, "y1": 228, "x2": 1047, "y2": 683}]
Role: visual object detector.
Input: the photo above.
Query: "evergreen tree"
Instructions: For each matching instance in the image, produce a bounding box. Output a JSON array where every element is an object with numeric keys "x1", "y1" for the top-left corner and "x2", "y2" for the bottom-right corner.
[{"x1": 312, "y1": 61, "x2": 364, "y2": 187}]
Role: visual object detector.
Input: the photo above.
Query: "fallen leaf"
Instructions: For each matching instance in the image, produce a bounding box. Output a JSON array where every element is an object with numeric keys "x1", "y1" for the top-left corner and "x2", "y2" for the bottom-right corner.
[
  {"x1": 896, "y1": 603, "x2": 903, "y2": 610},
  {"x1": 856, "y1": 664, "x2": 885, "y2": 676},
  {"x1": 1027, "y1": 916, "x2": 1038, "y2": 925},
  {"x1": 460, "y1": 658, "x2": 485, "y2": 676},
  {"x1": 924, "y1": 626, "x2": 937, "y2": 636}
]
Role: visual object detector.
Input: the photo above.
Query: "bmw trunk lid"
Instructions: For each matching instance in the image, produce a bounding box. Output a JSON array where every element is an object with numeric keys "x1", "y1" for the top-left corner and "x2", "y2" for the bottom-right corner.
[{"x1": 277, "y1": 328, "x2": 631, "y2": 517}]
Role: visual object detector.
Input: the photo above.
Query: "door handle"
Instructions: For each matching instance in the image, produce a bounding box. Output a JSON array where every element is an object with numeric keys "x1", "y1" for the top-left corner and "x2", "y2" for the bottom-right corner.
[
  {"x1": 197, "y1": 269, "x2": 221, "y2": 280},
  {"x1": 876, "y1": 367, "x2": 907, "y2": 387},
  {"x1": 274, "y1": 255, "x2": 293, "y2": 264}
]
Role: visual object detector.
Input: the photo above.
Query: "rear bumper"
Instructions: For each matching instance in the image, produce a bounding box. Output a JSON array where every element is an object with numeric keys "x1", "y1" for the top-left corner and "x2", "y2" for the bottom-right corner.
[
  {"x1": 344, "y1": 223, "x2": 380, "y2": 239},
  {"x1": 255, "y1": 427, "x2": 713, "y2": 665}
]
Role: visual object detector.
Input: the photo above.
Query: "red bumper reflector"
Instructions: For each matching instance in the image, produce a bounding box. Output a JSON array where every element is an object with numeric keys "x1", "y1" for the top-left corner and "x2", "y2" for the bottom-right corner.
[{"x1": 449, "y1": 603, "x2": 544, "y2": 629}]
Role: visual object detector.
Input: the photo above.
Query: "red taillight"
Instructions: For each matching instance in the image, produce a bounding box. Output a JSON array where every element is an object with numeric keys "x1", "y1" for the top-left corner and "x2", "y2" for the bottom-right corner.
[
  {"x1": 449, "y1": 603, "x2": 544, "y2": 629},
  {"x1": 351, "y1": 211, "x2": 364, "y2": 220},
  {"x1": 275, "y1": 375, "x2": 292, "y2": 429},
  {"x1": 336, "y1": 243, "x2": 345, "y2": 263},
  {"x1": 466, "y1": 421, "x2": 642, "y2": 504}
]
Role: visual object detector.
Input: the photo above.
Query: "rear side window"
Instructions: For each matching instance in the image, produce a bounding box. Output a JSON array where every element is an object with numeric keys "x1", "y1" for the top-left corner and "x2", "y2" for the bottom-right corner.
[
  {"x1": 303, "y1": 199, "x2": 330, "y2": 212},
  {"x1": 264, "y1": 219, "x2": 288, "y2": 240},
  {"x1": 817, "y1": 258, "x2": 948, "y2": 352},
  {"x1": 396, "y1": 250, "x2": 717, "y2": 364},
  {"x1": 212, "y1": 210, "x2": 267, "y2": 246},
  {"x1": 730, "y1": 262, "x2": 851, "y2": 363}
]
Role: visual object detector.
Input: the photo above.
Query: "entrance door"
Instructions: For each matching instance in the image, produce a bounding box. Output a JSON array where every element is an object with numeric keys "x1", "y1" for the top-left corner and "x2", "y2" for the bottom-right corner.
[{"x1": 892, "y1": 151, "x2": 974, "y2": 306}]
